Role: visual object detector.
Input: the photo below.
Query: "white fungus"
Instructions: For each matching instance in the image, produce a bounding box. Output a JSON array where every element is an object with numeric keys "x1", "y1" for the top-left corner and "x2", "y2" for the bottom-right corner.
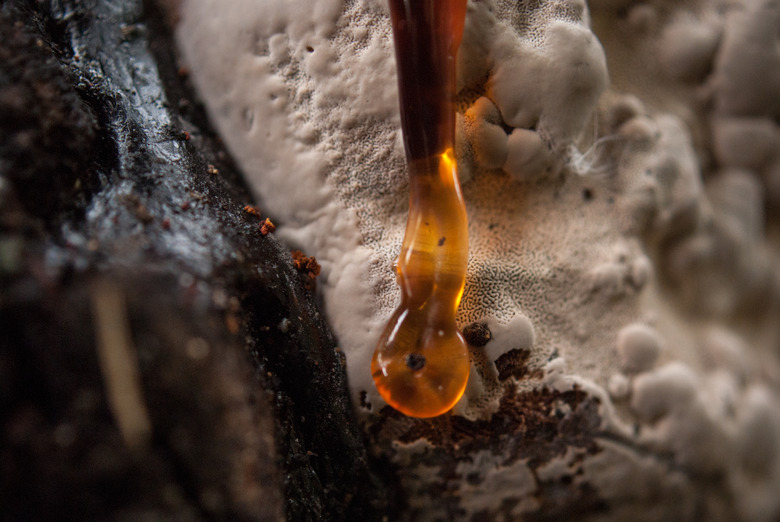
[
  {"x1": 713, "y1": 0, "x2": 780, "y2": 118},
  {"x1": 175, "y1": 0, "x2": 780, "y2": 518},
  {"x1": 504, "y1": 128, "x2": 555, "y2": 182},
  {"x1": 483, "y1": 313, "x2": 536, "y2": 365},
  {"x1": 711, "y1": 117, "x2": 779, "y2": 172},
  {"x1": 658, "y1": 13, "x2": 721, "y2": 83},
  {"x1": 607, "y1": 373, "x2": 630, "y2": 401},
  {"x1": 631, "y1": 362, "x2": 698, "y2": 422},
  {"x1": 616, "y1": 323, "x2": 663, "y2": 375}
]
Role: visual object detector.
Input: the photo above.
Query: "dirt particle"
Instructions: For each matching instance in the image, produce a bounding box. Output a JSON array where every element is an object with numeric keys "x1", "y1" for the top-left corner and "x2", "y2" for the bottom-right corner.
[
  {"x1": 360, "y1": 390, "x2": 372, "y2": 410},
  {"x1": 278, "y1": 317, "x2": 290, "y2": 334},
  {"x1": 494, "y1": 348, "x2": 531, "y2": 381},
  {"x1": 463, "y1": 322, "x2": 491, "y2": 347},
  {"x1": 405, "y1": 353, "x2": 426, "y2": 371}
]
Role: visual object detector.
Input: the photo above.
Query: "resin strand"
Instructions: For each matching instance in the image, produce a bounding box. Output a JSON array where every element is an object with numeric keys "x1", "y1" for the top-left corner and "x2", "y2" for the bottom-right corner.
[{"x1": 371, "y1": 0, "x2": 470, "y2": 418}]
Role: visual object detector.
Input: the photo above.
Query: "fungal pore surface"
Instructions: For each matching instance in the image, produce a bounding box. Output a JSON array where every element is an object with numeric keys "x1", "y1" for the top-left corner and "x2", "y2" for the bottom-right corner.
[
  {"x1": 175, "y1": 0, "x2": 780, "y2": 518},
  {"x1": 371, "y1": 0, "x2": 470, "y2": 418}
]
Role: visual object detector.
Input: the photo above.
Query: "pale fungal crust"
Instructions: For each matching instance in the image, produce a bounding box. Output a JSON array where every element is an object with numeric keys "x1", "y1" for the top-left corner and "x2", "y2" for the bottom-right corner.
[{"x1": 175, "y1": 0, "x2": 780, "y2": 519}]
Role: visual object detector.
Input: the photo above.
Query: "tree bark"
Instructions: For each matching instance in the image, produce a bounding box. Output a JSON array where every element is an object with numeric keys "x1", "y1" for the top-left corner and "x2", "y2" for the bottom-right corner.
[{"x1": 0, "y1": 1, "x2": 393, "y2": 519}]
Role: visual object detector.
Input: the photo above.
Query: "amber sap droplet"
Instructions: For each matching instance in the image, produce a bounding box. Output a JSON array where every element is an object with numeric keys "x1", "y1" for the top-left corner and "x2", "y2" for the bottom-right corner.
[{"x1": 371, "y1": 0, "x2": 469, "y2": 418}]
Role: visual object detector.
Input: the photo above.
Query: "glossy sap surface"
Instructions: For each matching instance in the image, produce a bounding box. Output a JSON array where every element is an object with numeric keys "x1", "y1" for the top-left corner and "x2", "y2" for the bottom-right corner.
[{"x1": 371, "y1": 0, "x2": 469, "y2": 418}]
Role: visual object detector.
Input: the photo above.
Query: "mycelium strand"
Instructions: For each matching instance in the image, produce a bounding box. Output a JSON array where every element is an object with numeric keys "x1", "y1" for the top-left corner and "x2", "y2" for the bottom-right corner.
[{"x1": 371, "y1": 0, "x2": 470, "y2": 418}]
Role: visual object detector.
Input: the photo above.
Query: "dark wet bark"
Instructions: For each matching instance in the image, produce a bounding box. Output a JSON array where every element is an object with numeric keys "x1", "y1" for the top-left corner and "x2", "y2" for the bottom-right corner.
[{"x1": 0, "y1": 1, "x2": 394, "y2": 520}]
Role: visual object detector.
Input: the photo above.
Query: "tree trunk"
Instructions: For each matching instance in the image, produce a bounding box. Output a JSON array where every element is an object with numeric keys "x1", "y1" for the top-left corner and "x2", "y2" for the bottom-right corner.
[{"x1": 0, "y1": 1, "x2": 393, "y2": 519}]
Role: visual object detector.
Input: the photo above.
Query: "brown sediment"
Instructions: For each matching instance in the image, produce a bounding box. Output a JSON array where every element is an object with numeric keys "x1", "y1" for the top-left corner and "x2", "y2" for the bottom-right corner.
[
  {"x1": 494, "y1": 348, "x2": 532, "y2": 381},
  {"x1": 372, "y1": 384, "x2": 601, "y2": 461}
]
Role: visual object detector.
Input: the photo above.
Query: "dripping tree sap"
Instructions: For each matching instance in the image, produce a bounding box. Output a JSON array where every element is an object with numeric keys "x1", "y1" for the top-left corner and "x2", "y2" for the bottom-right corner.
[{"x1": 371, "y1": 0, "x2": 470, "y2": 418}]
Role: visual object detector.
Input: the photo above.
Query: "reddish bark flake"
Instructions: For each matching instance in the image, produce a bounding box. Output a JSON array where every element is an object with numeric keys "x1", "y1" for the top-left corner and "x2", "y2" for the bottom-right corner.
[
  {"x1": 243, "y1": 204, "x2": 261, "y2": 217},
  {"x1": 260, "y1": 218, "x2": 276, "y2": 236},
  {"x1": 291, "y1": 250, "x2": 321, "y2": 279}
]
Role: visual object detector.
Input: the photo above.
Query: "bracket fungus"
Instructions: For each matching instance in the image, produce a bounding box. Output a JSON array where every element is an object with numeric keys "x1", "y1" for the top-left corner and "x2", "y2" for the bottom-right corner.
[{"x1": 176, "y1": 0, "x2": 780, "y2": 518}]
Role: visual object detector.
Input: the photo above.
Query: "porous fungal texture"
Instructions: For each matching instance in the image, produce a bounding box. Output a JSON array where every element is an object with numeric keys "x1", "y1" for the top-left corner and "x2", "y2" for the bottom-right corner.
[{"x1": 175, "y1": 0, "x2": 780, "y2": 519}]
